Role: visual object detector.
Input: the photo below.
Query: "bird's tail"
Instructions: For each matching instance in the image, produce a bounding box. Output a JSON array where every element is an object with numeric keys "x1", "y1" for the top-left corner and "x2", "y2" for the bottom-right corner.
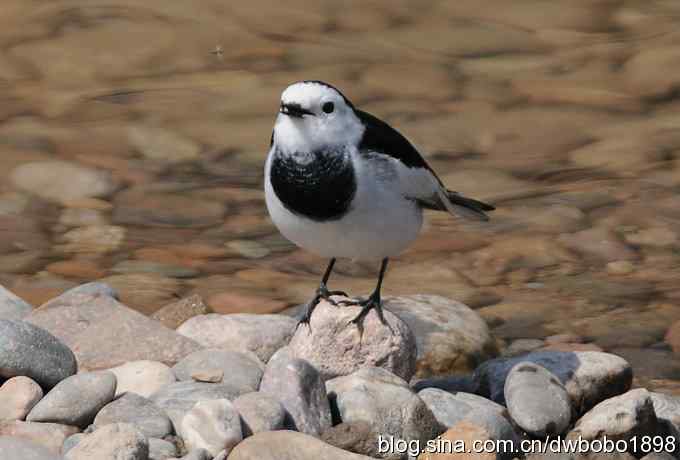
[{"x1": 436, "y1": 188, "x2": 495, "y2": 221}]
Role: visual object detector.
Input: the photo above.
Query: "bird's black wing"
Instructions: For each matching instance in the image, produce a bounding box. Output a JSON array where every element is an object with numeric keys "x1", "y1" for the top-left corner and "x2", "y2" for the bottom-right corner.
[
  {"x1": 355, "y1": 109, "x2": 437, "y2": 173},
  {"x1": 356, "y1": 109, "x2": 494, "y2": 221}
]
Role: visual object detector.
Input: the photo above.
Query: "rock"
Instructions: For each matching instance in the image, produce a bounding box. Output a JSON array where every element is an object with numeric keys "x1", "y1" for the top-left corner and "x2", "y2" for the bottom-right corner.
[
  {"x1": 94, "y1": 393, "x2": 173, "y2": 439},
  {"x1": 0, "y1": 436, "x2": 64, "y2": 460},
  {"x1": 172, "y1": 349, "x2": 263, "y2": 391},
  {"x1": 228, "y1": 430, "x2": 375, "y2": 460},
  {"x1": 378, "y1": 295, "x2": 497, "y2": 377},
  {"x1": 569, "y1": 389, "x2": 658, "y2": 455},
  {"x1": 61, "y1": 433, "x2": 85, "y2": 454},
  {"x1": 148, "y1": 438, "x2": 177, "y2": 460},
  {"x1": 289, "y1": 299, "x2": 417, "y2": 381},
  {"x1": 27, "y1": 371, "x2": 117, "y2": 428},
  {"x1": 0, "y1": 319, "x2": 77, "y2": 390},
  {"x1": 664, "y1": 320, "x2": 680, "y2": 355},
  {"x1": 557, "y1": 228, "x2": 637, "y2": 263},
  {"x1": 321, "y1": 422, "x2": 379, "y2": 458},
  {"x1": 56, "y1": 225, "x2": 126, "y2": 254},
  {"x1": 473, "y1": 351, "x2": 633, "y2": 415},
  {"x1": 150, "y1": 295, "x2": 210, "y2": 330},
  {"x1": 259, "y1": 347, "x2": 331, "y2": 436},
  {"x1": 232, "y1": 392, "x2": 286, "y2": 437},
  {"x1": 128, "y1": 125, "x2": 200, "y2": 163},
  {"x1": 26, "y1": 285, "x2": 202, "y2": 369},
  {"x1": 150, "y1": 381, "x2": 249, "y2": 432},
  {"x1": 177, "y1": 313, "x2": 296, "y2": 363},
  {"x1": 178, "y1": 449, "x2": 211, "y2": 460},
  {"x1": 0, "y1": 284, "x2": 32, "y2": 320},
  {"x1": 417, "y1": 389, "x2": 516, "y2": 444},
  {"x1": 624, "y1": 46, "x2": 680, "y2": 98},
  {"x1": 502, "y1": 338, "x2": 545, "y2": 357},
  {"x1": 0, "y1": 376, "x2": 44, "y2": 421},
  {"x1": 10, "y1": 161, "x2": 118, "y2": 204},
  {"x1": 412, "y1": 375, "x2": 475, "y2": 394},
  {"x1": 0, "y1": 421, "x2": 79, "y2": 455},
  {"x1": 180, "y1": 399, "x2": 242, "y2": 457},
  {"x1": 417, "y1": 421, "x2": 499, "y2": 460},
  {"x1": 108, "y1": 360, "x2": 177, "y2": 398},
  {"x1": 99, "y1": 273, "x2": 184, "y2": 315},
  {"x1": 606, "y1": 260, "x2": 635, "y2": 275},
  {"x1": 191, "y1": 369, "x2": 223, "y2": 383},
  {"x1": 111, "y1": 260, "x2": 198, "y2": 279},
  {"x1": 327, "y1": 367, "x2": 440, "y2": 455},
  {"x1": 651, "y1": 392, "x2": 680, "y2": 428},
  {"x1": 504, "y1": 362, "x2": 572, "y2": 436},
  {"x1": 64, "y1": 423, "x2": 149, "y2": 460}
]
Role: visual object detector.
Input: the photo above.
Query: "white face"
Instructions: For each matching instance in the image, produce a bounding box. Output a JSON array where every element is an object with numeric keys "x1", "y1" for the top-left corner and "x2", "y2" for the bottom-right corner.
[{"x1": 273, "y1": 81, "x2": 364, "y2": 153}]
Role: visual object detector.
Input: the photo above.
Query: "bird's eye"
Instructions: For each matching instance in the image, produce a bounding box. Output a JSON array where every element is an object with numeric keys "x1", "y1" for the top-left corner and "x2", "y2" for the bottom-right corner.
[{"x1": 322, "y1": 102, "x2": 335, "y2": 114}]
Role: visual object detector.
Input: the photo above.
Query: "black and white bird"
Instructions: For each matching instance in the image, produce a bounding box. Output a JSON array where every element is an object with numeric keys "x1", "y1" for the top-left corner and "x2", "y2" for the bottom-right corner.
[{"x1": 265, "y1": 80, "x2": 494, "y2": 326}]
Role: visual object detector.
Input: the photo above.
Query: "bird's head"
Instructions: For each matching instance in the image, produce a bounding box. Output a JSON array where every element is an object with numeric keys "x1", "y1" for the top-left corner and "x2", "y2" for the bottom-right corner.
[{"x1": 273, "y1": 81, "x2": 363, "y2": 153}]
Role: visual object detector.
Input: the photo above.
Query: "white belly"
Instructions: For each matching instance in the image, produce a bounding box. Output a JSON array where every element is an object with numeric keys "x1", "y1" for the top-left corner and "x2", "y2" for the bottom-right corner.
[{"x1": 265, "y1": 155, "x2": 423, "y2": 261}]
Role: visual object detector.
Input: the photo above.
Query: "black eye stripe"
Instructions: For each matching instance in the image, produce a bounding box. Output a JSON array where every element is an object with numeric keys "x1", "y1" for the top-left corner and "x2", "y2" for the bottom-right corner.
[{"x1": 322, "y1": 102, "x2": 335, "y2": 114}]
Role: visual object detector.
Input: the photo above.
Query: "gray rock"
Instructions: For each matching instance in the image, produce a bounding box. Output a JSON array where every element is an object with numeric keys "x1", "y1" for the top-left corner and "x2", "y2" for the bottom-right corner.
[
  {"x1": 502, "y1": 338, "x2": 545, "y2": 357},
  {"x1": 232, "y1": 392, "x2": 286, "y2": 436},
  {"x1": 0, "y1": 319, "x2": 77, "y2": 390},
  {"x1": 180, "y1": 399, "x2": 242, "y2": 457},
  {"x1": 259, "y1": 347, "x2": 331, "y2": 436},
  {"x1": 379, "y1": 295, "x2": 498, "y2": 377},
  {"x1": 0, "y1": 284, "x2": 32, "y2": 320},
  {"x1": 641, "y1": 454, "x2": 677, "y2": 460},
  {"x1": 148, "y1": 438, "x2": 177, "y2": 460},
  {"x1": 151, "y1": 295, "x2": 210, "y2": 330},
  {"x1": 228, "y1": 430, "x2": 375, "y2": 460},
  {"x1": 289, "y1": 300, "x2": 417, "y2": 381},
  {"x1": 176, "y1": 314, "x2": 296, "y2": 362},
  {"x1": 64, "y1": 423, "x2": 148, "y2": 460},
  {"x1": 321, "y1": 421, "x2": 380, "y2": 458},
  {"x1": 569, "y1": 389, "x2": 658, "y2": 455},
  {"x1": 26, "y1": 285, "x2": 202, "y2": 370},
  {"x1": 94, "y1": 393, "x2": 173, "y2": 438},
  {"x1": 61, "y1": 433, "x2": 85, "y2": 455},
  {"x1": 326, "y1": 367, "x2": 440, "y2": 457},
  {"x1": 504, "y1": 362, "x2": 572, "y2": 436},
  {"x1": 651, "y1": 392, "x2": 680, "y2": 428},
  {"x1": 178, "y1": 449, "x2": 211, "y2": 460},
  {"x1": 58, "y1": 282, "x2": 118, "y2": 299},
  {"x1": 473, "y1": 351, "x2": 632, "y2": 415},
  {"x1": 107, "y1": 360, "x2": 177, "y2": 398},
  {"x1": 0, "y1": 421, "x2": 79, "y2": 455},
  {"x1": 417, "y1": 389, "x2": 516, "y2": 444},
  {"x1": 27, "y1": 371, "x2": 117, "y2": 428},
  {"x1": 0, "y1": 376, "x2": 44, "y2": 421},
  {"x1": 0, "y1": 436, "x2": 64, "y2": 460},
  {"x1": 150, "y1": 381, "x2": 249, "y2": 432},
  {"x1": 172, "y1": 349, "x2": 264, "y2": 391}
]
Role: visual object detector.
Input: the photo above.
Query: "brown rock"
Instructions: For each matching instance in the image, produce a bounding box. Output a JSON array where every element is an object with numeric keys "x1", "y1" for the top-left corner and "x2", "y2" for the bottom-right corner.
[
  {"x1": 321, "y1": 422, "x2": 380, "y2": 458},
  {"x1": 26, "y1": 286, "x2": 202, "y2": 370},
  {"x1": 206, "y1": 292, "x2": 288, "y2": 315},
  {"x1": 45, "y1": 260, "x2": 106, "y2": 279},
  {"x1": 418, "y1": 421, "x2": 497, "y2": 460},
  {"x1": 0, "y1": 421, "x2": 79, "y2": 454},
  {"x1": 665, "y1": 320, "x2": 680, "y2": 355},
  {"x1": 151, "y1": 294, "x2": 211, "y2": 329},
  {"x1": 558, "y1": 227, "x2": 637, "y2": 263},
  {"x1": 99, "y1": 273, "x2": 184, "y2": 315}
]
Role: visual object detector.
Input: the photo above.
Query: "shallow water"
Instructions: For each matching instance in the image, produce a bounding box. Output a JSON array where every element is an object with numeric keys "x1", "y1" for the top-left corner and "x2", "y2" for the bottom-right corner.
[{"x1": 2, "y1": 1, "x2": 680, "y2": 390}]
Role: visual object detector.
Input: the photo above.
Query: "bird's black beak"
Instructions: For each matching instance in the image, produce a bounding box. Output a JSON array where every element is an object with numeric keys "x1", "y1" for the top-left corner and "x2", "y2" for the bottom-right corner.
[{"x1": 280, "y1": 103, "x2": 314, "y2": 118}]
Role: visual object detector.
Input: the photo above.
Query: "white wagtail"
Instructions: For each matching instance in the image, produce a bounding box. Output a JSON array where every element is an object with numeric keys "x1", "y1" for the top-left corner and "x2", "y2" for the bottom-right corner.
[{"x1": 265, "y1": 80, "x2": 494, "y2": 326}]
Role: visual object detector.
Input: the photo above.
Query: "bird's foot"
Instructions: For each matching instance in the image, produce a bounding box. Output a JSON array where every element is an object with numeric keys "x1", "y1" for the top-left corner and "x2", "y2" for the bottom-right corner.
[
  {"x1": 343, "y1": 292, "x2": 386, "y2": 326},
  {"x1": 296, "y1": 283, "x2": 348, "y2": 328}
]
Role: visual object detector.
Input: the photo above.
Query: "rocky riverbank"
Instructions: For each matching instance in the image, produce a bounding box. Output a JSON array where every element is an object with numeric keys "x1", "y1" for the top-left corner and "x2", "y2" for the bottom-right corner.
[{"x1": 1, "y1": 282, "x2": 679, "y2": 460}]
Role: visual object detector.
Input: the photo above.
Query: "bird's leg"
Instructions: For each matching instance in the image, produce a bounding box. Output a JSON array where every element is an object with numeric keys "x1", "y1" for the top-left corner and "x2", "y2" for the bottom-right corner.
[
  {"x1": 344, "y1": 258, "x2": 389, "y2": 326},
  {"x1": 297, "y1": 258, "x2": 347, "y2": 326}
]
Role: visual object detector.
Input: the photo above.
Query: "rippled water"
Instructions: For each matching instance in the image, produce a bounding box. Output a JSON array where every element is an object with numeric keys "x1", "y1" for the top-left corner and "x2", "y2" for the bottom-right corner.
[{"x1": 2, "y1": 1, "x2": 680, "y2": 390}]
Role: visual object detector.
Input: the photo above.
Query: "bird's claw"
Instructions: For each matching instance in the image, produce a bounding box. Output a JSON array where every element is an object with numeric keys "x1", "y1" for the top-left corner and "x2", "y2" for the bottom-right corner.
[
  {"x1": 296, "y1": 284, "x2": 349, "y2": 327},
  {"x1": 345, "y1": 293, "x2": 387, "y2": 326}
]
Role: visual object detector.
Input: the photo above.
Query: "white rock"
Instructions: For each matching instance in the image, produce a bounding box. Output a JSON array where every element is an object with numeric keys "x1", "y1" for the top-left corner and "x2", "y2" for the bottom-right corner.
[
  {"x1": 180, "y1": 399, "x2": 242, "y2": 458},
  {"x1": 108, "y1": 360, "x2": 177, "y2": 398},
  {"x1": 0, "y1": 376, "x2": 43, "y2": 421},
  {"x1": 0, "y1": 285, "x2": 32, "y2": 320}
]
